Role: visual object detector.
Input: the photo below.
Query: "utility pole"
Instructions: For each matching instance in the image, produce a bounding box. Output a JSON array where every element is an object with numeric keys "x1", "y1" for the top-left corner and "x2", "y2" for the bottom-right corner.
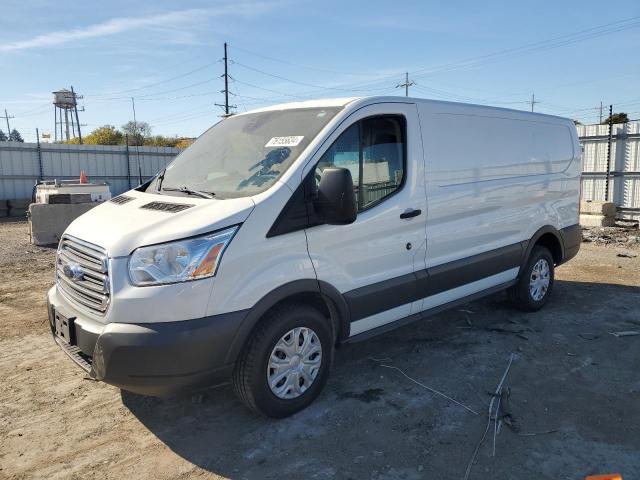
[
  {"x1": 131, "y1": 97, "x2": 142, "y2": 184},
  {"x1": 599, "y1": 101, "x2": 603, "y2": 124},
  {"x1": 71, "y1": 86, "x2": 83, "y2": 144},
  {"x1": 36, "y1": 128, "x2": 43, "y2": 180},
  {"x1": 396, "y1": 72, "x2": 415, "y2": 97},
  {"x1": 223, "y1": 42, "x2": 229, "y2": 115},
  {"x1": 2, "y1": 109, "x2": 13, "y2": 136},
  {"x1": 215, "y1": 42, "x2": 236, "y2": 117},
  {"x1": 530, "y1": 94, "x2": 539, "y2": 112},
  {"x1": 605, "y1": 104, "x2": 613, "y2": 202}
]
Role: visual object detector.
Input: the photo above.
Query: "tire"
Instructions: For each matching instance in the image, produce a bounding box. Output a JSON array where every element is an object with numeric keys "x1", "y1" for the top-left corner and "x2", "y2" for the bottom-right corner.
[
  {"x1": 233, "y1": 303, "x2": 334, "y2": 418},
  {"x1": 508, "y1": 246, "x2": 554, "y2": 311}
]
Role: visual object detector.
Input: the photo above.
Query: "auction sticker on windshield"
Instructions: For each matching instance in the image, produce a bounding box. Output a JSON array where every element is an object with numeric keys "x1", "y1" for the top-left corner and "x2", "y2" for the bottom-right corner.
[{"x1": 265, "y1": 136, "x2": 304, "y2": 147}]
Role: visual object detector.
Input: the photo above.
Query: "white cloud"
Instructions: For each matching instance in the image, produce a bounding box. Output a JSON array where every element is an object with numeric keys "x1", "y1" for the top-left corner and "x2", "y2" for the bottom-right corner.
[{"x1": 0, "y1": 3, "x2": 278, "y2": 52}]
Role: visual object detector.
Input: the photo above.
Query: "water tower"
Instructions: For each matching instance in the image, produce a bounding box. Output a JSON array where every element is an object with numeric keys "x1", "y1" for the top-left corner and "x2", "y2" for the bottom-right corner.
[{"x1": 53, "y1": 87, "x2": 83, "y2": 143}]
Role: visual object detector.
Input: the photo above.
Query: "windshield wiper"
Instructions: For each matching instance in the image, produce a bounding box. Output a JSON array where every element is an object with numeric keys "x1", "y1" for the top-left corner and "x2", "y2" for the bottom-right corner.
[
  {"x1": 156, "y1": 168, "x2": 166, "y2": 191},
  {"x1": 162, "y1": 186, "x2": 215, "y2": 199}
]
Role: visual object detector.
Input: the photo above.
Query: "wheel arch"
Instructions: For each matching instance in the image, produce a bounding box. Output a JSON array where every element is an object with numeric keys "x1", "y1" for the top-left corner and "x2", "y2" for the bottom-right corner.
[
  {"x1": 224, "y1": 279, "x2": 350, "y2": 365},
  {"x1": 523, "y1": 226, "x2": 564, "y2": 270}
]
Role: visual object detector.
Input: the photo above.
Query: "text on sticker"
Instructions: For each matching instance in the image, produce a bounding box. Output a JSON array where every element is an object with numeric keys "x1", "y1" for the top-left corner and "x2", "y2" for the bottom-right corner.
[{"x1": 265, "y1": 136, "x2": 304, "y2": 148}]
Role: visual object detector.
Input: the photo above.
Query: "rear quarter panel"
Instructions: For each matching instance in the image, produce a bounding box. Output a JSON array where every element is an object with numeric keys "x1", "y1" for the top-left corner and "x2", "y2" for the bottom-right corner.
[{"x1": 417, "y1": 101, "x2": 580, "y2": 268}]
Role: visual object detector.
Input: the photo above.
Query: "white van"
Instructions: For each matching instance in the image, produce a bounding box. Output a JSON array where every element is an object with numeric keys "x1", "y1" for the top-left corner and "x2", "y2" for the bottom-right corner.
[{"x1": 48, "y1": 96, "x2": 581, "y2": 417}]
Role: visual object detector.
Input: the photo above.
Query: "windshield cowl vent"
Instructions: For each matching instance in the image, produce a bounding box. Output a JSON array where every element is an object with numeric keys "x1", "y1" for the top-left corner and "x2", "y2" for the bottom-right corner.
[
  {"x1": 110, "y1": 195, "x2": 134, "y2": 205},
  {"x1": 140, "y1": 201, "x2": 194, "y2": 213}
]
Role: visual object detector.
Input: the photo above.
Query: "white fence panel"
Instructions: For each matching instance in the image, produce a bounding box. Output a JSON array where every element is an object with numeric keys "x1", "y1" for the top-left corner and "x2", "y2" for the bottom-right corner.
[
  {"x1": 578, "y1": 121, "x2": 640, "y2": 220},
  {"x1": 0, "y1": 142, "x2": 180, "y2": 200}
]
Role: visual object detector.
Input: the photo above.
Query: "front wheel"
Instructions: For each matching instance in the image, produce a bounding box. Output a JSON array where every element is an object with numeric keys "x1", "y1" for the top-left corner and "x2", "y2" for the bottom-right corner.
[
  {"x1": 233, "y1": 303, "x2": 333, "y2": 418},
  {"x1": 508, "y1": 246, "x2": 554, "y2": 311}
]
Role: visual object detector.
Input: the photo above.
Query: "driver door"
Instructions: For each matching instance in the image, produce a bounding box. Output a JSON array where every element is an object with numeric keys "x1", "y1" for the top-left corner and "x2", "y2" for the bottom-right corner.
[{"x1": 303, "y1": 102, "x2": 427, "y2": 337}]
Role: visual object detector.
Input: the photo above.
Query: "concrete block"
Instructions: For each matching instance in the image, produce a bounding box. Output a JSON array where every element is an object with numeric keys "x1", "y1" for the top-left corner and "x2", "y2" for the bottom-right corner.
[
  {"x1": 580, "y1": 213, "x2": 616, "y2": 227},
  {"x1": 580, "y1": 201, "x2": 616, "y2": 216},
  {"x1": 29, "y1": 203, "x2": 97, "y2": 246}
]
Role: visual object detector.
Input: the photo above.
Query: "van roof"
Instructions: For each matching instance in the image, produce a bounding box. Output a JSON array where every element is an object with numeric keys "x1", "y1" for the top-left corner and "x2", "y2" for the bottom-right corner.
[
  {"x1": 243, "y1": 96, "x2": 571, "y2": 122},
  {"x1": 244, "y1": 97, "x2": 360, "y2": 113}
]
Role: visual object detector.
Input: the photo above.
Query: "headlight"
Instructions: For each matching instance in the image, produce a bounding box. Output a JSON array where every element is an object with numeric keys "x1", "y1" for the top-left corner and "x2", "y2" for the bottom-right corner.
[{"x1": 128, "y1": 226, "x2": 238, "y2": 286}]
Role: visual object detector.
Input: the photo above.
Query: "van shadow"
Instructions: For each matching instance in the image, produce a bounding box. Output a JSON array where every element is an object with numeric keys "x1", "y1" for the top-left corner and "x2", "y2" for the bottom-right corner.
[{"x1": 121, "y1": 279, "x2": 640, "y2": 479}]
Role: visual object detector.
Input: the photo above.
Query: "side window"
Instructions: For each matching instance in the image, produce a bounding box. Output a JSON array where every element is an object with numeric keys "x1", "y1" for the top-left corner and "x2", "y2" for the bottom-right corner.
[{"x1": 316, "y1": 115, "x2": 405, "y2": 210}]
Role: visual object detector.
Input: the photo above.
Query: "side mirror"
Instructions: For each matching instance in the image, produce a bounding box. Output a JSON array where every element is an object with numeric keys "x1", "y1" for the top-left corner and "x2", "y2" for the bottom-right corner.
[{"x1": 315, "y1": 167, "x2": 357, "y2": 225}]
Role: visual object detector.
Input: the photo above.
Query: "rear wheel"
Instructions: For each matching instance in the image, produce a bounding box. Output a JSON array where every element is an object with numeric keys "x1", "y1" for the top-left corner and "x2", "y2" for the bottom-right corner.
[
  {"x1": 233, "y1": 303, "x2": 333, "y2": 418},
  {"x1": 508, "y1": 246, "x2": 554, "y2": 311}
]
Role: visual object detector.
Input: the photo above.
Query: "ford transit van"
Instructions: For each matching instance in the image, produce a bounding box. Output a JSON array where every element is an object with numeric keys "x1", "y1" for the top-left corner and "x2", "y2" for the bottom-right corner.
[{"x1": 48, "y1": 96, "x2": 582, "y2": 417}]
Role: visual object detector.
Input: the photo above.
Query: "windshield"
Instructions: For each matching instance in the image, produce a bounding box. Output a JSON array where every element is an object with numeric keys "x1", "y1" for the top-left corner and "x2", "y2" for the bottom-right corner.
[{"x1": 151, "y1": 107, "x2": 342, "y2": 198}]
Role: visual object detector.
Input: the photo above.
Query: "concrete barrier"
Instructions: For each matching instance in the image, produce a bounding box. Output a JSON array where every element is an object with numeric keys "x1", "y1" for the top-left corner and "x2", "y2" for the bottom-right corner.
[
  {"x1": 580, "y1": 213, "x2": 616, "y2": 227},
  {"x1": 580, "y1": 201, "x2": 617, "y2": 216},
  {"x1": 580, "y1": 200, "x2": 617, "y2": 227},
  {"x1": 29, "y1": 203, "x2": 97, "y2": 246}
]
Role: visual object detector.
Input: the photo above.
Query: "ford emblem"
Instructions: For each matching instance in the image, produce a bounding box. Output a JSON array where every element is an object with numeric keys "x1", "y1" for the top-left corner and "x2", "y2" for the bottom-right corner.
[{"x1": 63, "y1": 262, "x2": 84, "y2": 281}]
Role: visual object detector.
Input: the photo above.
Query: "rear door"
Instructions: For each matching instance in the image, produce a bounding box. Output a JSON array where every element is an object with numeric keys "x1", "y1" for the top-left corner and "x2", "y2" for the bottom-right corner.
[{"x1": 303, "y1": 102, "x2": 427, "y2": 337}]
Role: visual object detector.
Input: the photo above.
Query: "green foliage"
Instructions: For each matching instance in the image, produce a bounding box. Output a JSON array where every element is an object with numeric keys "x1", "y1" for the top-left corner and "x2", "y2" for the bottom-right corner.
[
  {"x1": 601, "y1": 112, "x2": 629, "y2": 125},
  {"x1": 0, "y1": 129, "x2": 7, "y2": 141},
  {"x1": 174, "y1": 138, "x2": 195, "y2": 149},
  {"x1": 59, "y1": 123, "x2": 187, "y2": 147},
  {"x1": 143, "y1": 135, "x2": 179, "y2": 147},
  {"x1": 9, "y1": 129, "x2": 24, "y2": 142},
  {"x1": 85, "y1": 125, "x2": 123, "y2": 145}
]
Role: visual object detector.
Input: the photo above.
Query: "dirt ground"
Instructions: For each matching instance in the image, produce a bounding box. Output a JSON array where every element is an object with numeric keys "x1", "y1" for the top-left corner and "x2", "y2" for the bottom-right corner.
[{"x1": 1, "y1": 220, "x2": 639, "y2": 480}]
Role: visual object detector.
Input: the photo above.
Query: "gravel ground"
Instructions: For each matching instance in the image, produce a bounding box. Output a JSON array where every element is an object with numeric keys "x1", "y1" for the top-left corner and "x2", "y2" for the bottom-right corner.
[{"x1": 1, "y1": 220, "x2": 639, "y2": 480}]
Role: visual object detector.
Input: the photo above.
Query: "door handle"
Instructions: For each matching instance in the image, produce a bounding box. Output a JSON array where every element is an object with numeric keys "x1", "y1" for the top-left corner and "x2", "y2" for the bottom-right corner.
[{"x1": 400, "y1": 208, "x2": 422, "y2": 219}]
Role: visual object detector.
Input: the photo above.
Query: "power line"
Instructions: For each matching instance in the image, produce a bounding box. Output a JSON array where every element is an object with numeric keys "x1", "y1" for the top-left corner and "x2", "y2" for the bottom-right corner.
[
  {"x1": 229, "y1": 44, "x2": 358, "y2": 75},
  {"x1": 409, "y1": 15, "x2": 640, "y2": 80},
  {"x1": 99, "y1": 78, "x2": 216, "y2": 101},
  {"x1": 231, "y1": 60, "x2": 344, "y2": 91},
  {"x1": 13, "y1": 102, "x2": 51, "y2": 116},
  {"x1": 231, "y1": 59, "x2": 412, "y2": 95},
  {"x1": 88, "y1": 61, "x2": 218, "y2": 99}
]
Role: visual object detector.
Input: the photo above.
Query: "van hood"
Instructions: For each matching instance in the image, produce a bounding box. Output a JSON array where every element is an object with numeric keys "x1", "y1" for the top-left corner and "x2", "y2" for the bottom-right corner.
[{"x1": 64, "y1": 190, "x2": 255, "y2": 257}]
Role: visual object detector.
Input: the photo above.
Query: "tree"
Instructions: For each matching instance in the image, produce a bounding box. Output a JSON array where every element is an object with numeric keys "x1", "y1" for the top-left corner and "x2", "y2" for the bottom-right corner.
[
  {"x1": 0, "y1": 129, "x2": 6, "y2": 141},
  {"x1": 122, "y1": 121, "x2": 152, "y2": 146},
  {"x1": 601, "y1": 112, "x2": 629, "y2": 125},
  {"x1": 9, "y1": 129, "x2": 24, "y2": 142},
  {"x1": 143, "y1": 135, "x2": 180, "y2": 147},
  {"x1": 174, "y1": 138, "x2": 195, "y2": 149},
  {"x1": 82, "y1": 125, "x2": 124, "y2": 145}
]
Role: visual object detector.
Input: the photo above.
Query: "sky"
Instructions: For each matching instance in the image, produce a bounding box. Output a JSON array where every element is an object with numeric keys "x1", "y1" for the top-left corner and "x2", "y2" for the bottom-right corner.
[{"x1": 0, "y1": 0, "x2": 639, "y2": 142}]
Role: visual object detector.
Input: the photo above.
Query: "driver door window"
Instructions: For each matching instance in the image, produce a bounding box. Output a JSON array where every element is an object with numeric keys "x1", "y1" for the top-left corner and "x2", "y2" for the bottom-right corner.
[{"x1": 316, "y1": 115, "x2": 405, "y2": 210}]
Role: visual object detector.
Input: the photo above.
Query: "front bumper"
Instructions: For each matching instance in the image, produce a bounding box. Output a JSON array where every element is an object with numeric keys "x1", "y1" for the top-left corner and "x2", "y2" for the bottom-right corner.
[{"x1": 47, "y1": 287, "x2": 248, "y2": 396}]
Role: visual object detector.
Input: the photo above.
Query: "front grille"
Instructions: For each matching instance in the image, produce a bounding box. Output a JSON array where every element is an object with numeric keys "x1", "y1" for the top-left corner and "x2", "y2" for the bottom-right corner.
[
  {"x1": 54, "y1": 336, "x2": 93, "y2": 374},
  {"x1": 56, "y1": 236, "x2": 110, "y2": 314},
  {"x1": 140, "y1": 201, "x2": 194, "y2": 213}
]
